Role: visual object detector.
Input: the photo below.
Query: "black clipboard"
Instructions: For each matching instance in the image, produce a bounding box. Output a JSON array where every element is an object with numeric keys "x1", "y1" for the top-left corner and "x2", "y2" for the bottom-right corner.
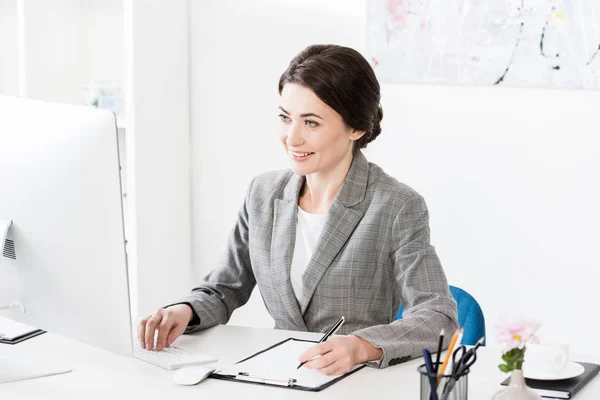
[
  {"x1": 0, "y1": 329, "x2": 46, "y2": 345},
  {"x1": 210, "y1": 337, "x2": 367, "y2": 392}
]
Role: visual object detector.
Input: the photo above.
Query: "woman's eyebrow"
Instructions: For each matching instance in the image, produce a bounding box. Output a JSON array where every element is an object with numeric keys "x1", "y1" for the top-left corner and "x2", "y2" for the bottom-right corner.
[{"x1": 278, "y1": 106, "x2": 323, "y2": 120}]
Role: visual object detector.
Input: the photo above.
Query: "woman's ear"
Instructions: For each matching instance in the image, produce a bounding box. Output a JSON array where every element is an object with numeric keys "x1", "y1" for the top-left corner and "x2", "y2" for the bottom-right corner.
[{"x1": 350, "y1": 129, "x2": 367, "y2": 142}]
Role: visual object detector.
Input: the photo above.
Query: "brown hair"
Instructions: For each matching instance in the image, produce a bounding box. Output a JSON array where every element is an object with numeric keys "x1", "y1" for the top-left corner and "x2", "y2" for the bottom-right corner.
[{"x1": 278, "y1": 44, "x2": 383, "y2": 152}]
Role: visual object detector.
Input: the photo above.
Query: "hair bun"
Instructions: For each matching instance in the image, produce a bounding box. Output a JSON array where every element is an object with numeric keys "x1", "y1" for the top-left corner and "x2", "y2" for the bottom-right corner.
[{"x1": 367, "y1": 105, "x2": 383, "y2": 144}]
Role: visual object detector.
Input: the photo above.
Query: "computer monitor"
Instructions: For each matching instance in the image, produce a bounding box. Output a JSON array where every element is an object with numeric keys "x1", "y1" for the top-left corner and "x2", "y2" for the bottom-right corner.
[{"x1": 0, "y1": 95, "x2": 132, "y2": 357}]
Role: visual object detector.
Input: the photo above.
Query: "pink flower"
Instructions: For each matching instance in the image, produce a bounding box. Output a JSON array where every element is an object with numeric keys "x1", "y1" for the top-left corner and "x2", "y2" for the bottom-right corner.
[{"x1": 495, "y1": 316, "x2": 541, "y2": 353}]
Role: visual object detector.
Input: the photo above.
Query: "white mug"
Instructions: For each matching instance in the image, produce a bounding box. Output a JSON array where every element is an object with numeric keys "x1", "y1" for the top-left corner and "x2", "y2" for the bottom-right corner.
[{"x1": 525, "y1": 337, "x2": 569, "y2": 375}]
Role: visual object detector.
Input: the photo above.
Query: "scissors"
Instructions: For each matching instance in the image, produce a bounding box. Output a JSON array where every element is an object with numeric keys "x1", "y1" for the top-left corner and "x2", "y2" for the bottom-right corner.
[
  {"x1": 451, "y1": 345, "x2": 477, "y2": 376},
  {"x1": 440, "y1": 342, "x2": 482, "y2": 400}
]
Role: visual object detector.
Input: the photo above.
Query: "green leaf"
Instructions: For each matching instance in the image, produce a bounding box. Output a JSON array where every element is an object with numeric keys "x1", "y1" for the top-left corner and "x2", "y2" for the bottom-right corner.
[
  {"x1": 499, "y1": 348, "x2": 526, "y2": 371},
  {"x1": 498, "y1": 364, "x2": 512, "y2": 373}
]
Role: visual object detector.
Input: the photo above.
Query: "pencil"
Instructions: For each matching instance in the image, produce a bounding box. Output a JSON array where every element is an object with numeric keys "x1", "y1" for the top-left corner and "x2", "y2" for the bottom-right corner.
[
  {"x1": 437, "y1": 328, "x2": 462, "y2": 384},
  {"x1": 456, "y1": 329, "x2": 464, "y2": 349},
  {"x1": 434, "y1": 328, "x2": 445, "y2": 374}
]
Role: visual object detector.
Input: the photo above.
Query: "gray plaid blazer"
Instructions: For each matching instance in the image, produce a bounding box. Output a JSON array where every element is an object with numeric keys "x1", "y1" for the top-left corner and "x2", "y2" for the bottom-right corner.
[{"x1": 177, "y1": 151, "x2": 458, "y2": 368}]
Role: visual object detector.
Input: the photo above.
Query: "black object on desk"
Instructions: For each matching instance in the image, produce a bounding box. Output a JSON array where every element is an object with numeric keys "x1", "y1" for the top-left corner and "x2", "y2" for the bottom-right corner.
[
  {"x1": 501, "y1": 362, "x2": 600, "y2": 399},
  {"x1": 0, "y1": 329, "x2": 46, "y2": 344}
]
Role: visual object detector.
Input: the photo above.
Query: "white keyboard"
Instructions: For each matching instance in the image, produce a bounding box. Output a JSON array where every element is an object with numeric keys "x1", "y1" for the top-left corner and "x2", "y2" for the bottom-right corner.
[{"x1": 133, "y1": 341, "x2": 217, "y2": 370}]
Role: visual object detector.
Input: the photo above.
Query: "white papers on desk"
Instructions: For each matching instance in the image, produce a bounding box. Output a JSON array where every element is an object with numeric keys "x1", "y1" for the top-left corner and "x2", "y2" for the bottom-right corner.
[
  {"x1": 0, "y1": 316, "x2": 38, "y2": 341},
  {"x1": 217, "y1": 338, "x2": 363, "y2": 389}
]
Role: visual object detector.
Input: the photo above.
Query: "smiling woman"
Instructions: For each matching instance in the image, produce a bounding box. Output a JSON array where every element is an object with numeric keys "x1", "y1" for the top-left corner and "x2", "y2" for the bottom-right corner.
[
  {"x1": 278, "y1": 45, "x2": 383, "y2": 155},
  {"x1": 139, "y1": 44, "x2": 459, "y2": 376},
  {"x1": 276, "y1": 45, "x2": 383, "y2": 215}
]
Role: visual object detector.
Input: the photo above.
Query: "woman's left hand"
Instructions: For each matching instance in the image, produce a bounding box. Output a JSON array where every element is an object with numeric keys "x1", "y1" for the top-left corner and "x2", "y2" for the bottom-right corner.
[{"x1": 298, "y1": 335, "x2": 383, "y2": 376}]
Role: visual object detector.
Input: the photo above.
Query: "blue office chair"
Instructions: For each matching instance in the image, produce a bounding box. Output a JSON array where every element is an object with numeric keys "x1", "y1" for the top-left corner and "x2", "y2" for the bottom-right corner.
[{"x1": 395, "y1": 285, "x2": 486, "y2": 346}]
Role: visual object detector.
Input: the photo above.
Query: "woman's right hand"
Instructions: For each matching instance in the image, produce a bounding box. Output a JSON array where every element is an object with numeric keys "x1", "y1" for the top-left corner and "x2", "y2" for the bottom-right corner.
[{"x1": 138, "y1": 304, "x2": 194, "y2": 351}]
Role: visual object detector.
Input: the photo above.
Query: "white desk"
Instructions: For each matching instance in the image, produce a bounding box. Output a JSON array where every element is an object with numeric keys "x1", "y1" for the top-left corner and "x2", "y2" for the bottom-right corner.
[{"x1": 2, "y1": 324, "x2": 600, "y2": 399}]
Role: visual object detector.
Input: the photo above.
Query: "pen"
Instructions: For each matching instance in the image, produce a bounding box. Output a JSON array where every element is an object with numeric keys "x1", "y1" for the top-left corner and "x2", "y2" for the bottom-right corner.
[
  {"x1": 434, "y1": 328, "x2": 445, "y2": 374},
  {"x1": 297, "y1": 316, "x2": 345, "y2": 369},
  {"x1": 422, "y1": 348, "x2": 439, "y2": 400}
]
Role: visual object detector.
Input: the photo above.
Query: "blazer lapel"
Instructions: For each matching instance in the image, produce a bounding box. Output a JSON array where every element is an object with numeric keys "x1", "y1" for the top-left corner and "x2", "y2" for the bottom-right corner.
[
  {"x1": 271, "y1": 174, "x2": 308, "y2": 331},
  {"x1": 299, "y1": 152, "x2": 370, "y2": 315}
]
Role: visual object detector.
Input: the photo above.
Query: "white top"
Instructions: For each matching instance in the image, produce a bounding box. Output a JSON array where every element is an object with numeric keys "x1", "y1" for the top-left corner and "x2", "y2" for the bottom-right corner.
[{"x1": 290, "y1": 206, "x2": 328, "y2": 302}]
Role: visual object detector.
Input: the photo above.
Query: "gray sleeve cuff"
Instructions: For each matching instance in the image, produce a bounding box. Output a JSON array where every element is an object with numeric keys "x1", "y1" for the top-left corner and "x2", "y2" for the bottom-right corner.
[
  {"x1": 364, "y1": 356, "x2": 384, "y2": 369},
  {"x1": 351, "y1": 333, "x2": 386, "y2": 369}
]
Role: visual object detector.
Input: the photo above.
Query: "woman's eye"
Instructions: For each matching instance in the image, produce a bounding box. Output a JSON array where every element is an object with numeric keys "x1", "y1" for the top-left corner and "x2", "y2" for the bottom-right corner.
[
  {"x1": 305, "y1": 120, "x2": 319, "y2": 128},
  {"x1": 278, "y1": 114, "x2": 290, "y2": 122}
]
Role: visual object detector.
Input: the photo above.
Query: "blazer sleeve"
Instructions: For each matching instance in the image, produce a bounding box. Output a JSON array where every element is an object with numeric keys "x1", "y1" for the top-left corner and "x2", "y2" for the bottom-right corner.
[
  {"x1": 351, "y1": 192, "x2": 459, "y2": 368},
  {"x1": 170, "y1": 179, "x2": 257, "y2": 333}
]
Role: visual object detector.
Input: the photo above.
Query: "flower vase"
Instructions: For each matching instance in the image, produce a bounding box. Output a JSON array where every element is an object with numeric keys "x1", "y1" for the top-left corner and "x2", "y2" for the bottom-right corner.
[{"x1": 491, "y1": 369, "x2": 541, "y2": 400}]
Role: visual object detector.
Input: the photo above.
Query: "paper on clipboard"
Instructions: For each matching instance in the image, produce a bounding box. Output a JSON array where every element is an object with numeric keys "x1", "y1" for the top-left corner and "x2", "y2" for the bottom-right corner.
[
  {"x1": 0, "y1": 316, "x2": 40, "y2": 341},
  {"x1": 216, "y1": 338, "x2": 364, "y2": 390}
]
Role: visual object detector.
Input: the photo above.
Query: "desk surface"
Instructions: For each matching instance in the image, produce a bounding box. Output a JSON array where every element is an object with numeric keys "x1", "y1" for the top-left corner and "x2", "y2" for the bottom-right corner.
[{"x1": 2, "y1": 324, "x2": 600, "y2": 399}]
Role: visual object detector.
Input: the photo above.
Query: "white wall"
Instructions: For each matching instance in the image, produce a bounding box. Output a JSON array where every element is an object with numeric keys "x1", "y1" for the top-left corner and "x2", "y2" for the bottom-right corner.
[
  {"x1": 0, "y1": 0, "x2": 19, "y2": 96},
  {"x1": 22, "y1": 0, "x2": 84, "y2": 103},
  {"x1": 13, "y1": 0, "x2": 123, "y2": 104},
  {"x1": 125, "y1": 0, "x2": 192, "y2": 318},
  {"x1": 80, "y1": 0, "x2": 125, "y2": 106},
  {"x1": 189, "y1": 0, "x2": 600, "y2": 354}
]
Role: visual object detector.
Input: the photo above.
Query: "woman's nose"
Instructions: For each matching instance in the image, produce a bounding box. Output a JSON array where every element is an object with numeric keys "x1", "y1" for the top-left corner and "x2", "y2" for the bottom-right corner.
[{"x1": 286, "y1": 123, "x2": 304, "y2": 146}]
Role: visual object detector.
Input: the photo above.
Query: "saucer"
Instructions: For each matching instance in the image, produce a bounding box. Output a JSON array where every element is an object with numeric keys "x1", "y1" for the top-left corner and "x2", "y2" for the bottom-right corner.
[{"x1": 523, "y1": 361, "x2": 585, "y2": 380}]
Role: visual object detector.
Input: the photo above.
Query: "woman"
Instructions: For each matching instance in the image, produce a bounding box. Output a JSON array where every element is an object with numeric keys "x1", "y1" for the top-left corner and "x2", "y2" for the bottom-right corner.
[{"x1": 139, "y1": 44, "x2": 458, "y2": 375}]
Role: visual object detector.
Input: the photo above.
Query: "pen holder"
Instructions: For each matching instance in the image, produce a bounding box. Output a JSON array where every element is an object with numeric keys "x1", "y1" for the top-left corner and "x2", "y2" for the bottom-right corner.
[{"x1": 418, "y1": 363, "x2": 469, "y2": 400}]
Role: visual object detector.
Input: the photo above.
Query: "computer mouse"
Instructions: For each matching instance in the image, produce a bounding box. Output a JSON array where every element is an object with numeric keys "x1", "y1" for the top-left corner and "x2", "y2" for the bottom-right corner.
[{"x1": 172, "y1": 365, "x2": 216, "y2": 386}]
